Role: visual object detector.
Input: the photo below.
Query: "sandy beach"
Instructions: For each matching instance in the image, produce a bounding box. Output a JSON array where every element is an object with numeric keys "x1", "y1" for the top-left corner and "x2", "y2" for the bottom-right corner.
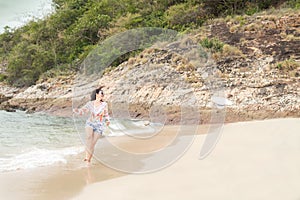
[
  {"x1": 73, "y1": 118, "x2": 300, "y2": 200},
  {"x1": 0, "y1": 156, "x2": 125, "y2": 200},
  {"x1": 1, "y1": 1, "x2": 299, "y2": 199},
  {"x1": 1, "y1": 118, "x2": 300, "y2": 200}
]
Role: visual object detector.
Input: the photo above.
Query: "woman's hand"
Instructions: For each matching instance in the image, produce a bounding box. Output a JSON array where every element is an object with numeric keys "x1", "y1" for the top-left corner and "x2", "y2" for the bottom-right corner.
[
  {"x1": 73, "y1": 108, "x2": 79, "y2": 113},
  {"x1": 73, "y1": 108, "x2": 82, "y2": 115}
]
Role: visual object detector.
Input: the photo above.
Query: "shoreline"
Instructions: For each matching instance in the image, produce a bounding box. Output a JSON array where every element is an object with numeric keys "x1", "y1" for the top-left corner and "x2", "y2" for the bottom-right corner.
[
  {"x1": 0, "y1": 123, "x2": 209, "y2": 200},
  {"x1": 1, "y1": 96, "x2": 300, "y2": 124},
  {"x1": 0, "y1": 161, "x2": 125, "y2": 200},
  {"x1": 0, "y1": 118, "x2": 299, "y2": 200}
]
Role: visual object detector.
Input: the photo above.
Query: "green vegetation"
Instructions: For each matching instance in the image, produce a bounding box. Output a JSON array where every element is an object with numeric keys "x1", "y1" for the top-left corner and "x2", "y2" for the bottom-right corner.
[
  {"x1": 275, "y1": 58, "x2": 300, "y2": 77},
  {"x1": 213, "y1": 44, "x2": 244, "y2": 60},
  {"x1": 288, "y1": 0, "x2": 300, "y2": 8},
  {"x1": 276, "y1": 59, "x2": 300, "y2": 70},
  {"x1": 0, "y1": 74, "x2": 7, "y2": 82},
  {"x1": 0, "y1": 0, "x2": 298, "y2": 87},
  {"x1": 199, "y1": 38, "x2": 224, "y2": 53}
]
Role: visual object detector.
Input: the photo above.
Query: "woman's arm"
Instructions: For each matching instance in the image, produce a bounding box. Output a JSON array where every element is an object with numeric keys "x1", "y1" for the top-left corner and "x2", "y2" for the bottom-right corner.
[{"x1": 73, "y1": 101, "x2": 91, "y2": 115}]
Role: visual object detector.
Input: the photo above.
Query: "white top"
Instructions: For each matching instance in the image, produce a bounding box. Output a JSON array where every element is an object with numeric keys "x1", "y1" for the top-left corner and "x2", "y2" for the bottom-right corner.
[{"x1": 75, "y1": 101, "x2": 110, "y2": 123}]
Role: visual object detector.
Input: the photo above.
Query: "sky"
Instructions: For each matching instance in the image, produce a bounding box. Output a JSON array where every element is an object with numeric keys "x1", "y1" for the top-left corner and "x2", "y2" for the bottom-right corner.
[{"x1": 0, "y1": 0, "x2": 54, "y2": 33}]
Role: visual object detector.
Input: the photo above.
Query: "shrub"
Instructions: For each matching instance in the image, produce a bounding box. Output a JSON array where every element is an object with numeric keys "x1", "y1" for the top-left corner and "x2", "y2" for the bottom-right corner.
[
  {"x1": 0, "y1": 74, "x2": 7, "y2": 82},
  {"x1": 276, "y1": 59, "x2": 300, "y2": 70},
  {"x1": 199, "y1": 38, "x2": 224, "y2": 53},
  {"x1": 288, "y1": 0, "x2": 300, "y2": 8},
  {"x1": 245, "y1": 3, "x2": 259, "y2": 15},
  {"x1": 165, "y1": 3, "x2": 206, "y2": 31},
  {"x1": 212, "y1": 44, "x2": 244, "y2": 60}
]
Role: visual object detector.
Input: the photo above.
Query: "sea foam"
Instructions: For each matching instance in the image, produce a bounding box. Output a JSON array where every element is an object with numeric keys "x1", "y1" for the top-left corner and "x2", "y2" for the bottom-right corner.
[{"x1": 0, "y1": 146, "x2": 84, "y2": 172}]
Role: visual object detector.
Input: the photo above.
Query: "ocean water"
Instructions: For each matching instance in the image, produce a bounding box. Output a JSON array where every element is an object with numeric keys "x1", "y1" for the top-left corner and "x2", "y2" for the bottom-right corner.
[
  {"x1": 0, "y1": 110, "x2": 83, "y2": 172},
  {"x1": 0, "y1": 0, "x2": 53, "y2": 33},
  {"x1": 0, "y1": 110, "x2": 162, "y2": 173}
]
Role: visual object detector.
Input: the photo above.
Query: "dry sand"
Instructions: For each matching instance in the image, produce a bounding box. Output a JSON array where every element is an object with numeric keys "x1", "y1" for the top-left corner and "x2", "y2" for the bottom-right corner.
[{"x1": 73, "y1": 118, "x2": 300, "y2": 200}]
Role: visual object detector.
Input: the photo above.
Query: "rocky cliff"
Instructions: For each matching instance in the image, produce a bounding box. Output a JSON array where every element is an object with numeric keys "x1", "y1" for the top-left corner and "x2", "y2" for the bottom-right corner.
[{"x1": 1, "y1": 10, "x2": 299, "y2": 124}]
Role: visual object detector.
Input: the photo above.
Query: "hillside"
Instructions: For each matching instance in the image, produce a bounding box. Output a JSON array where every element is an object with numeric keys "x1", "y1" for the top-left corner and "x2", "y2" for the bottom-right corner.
[
  {"x1": 1, "y1": 0, "x2": 299, "y2": 86},
  {"x1": 1, "y1": 8, "x2": 299, "y2": 124}
]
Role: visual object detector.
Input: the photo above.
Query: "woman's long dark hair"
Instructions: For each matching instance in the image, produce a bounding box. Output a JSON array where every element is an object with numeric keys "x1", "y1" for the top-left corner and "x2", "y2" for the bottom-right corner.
[{"x1": 91, "y1": 86, "x2": 104, "y2": 101}]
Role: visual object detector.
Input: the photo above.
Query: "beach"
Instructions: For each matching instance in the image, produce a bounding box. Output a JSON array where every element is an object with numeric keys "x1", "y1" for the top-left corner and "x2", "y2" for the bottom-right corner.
[
  {"x1": 1, "y1": 118, "x2": 299, "y2": 200},
  {"x1": 0, "y1": 0, "x2": 299, "y2": 199},
  {"x1": 73, "y1": 118, "x2": 300, "y2": 200}
]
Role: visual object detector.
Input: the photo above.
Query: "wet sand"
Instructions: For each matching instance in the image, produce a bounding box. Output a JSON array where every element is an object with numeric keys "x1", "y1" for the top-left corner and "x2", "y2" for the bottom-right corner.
[
  {"x1": 0, "y1": 124, "x2": 209, "y2": 200},
  {"x1": 0, "y1": 157, "x2": 124, "y2": 200},
  {"x1": 1, "y1": 118, "x2": 300, "y2": 200}
]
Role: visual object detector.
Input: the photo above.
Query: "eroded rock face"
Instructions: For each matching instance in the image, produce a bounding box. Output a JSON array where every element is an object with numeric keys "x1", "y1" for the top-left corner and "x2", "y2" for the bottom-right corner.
[
  {"x1": 1, "y1": 12, "x2": 299, "y2": 123},
  {"x1": 211, "y1": 13, "x2": 300, "y2": 62},
  {"x1": 0, "y1": 75, "x2": 75, "y2": 116},
  {"x1": 205, "y1": 12, "x2": 300, "y2": 122}
]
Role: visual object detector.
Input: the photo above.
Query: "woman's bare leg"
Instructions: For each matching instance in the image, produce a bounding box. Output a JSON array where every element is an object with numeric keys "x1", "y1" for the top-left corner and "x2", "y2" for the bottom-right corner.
[
  {"x1": 85, "y1": 127, "x2": 94, "y2": 162},
  {"x1": 87, "y1": 133, "x2": 102, "y2": 162}
]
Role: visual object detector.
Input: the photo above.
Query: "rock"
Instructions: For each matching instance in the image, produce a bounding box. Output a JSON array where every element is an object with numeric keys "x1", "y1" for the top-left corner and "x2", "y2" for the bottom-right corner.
[
  {"x1": 0, "y1": 93, "x2": 11, "y2": 104},
  {"x1": 1, "y1": 12, "x2": 299, "y2": 123}
]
